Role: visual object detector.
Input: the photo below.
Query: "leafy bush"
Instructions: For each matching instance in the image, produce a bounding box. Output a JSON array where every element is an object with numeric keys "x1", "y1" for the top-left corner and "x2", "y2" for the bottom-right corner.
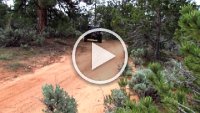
[
  {"x1": 42, "y1": 84, "x2": 77, "y2": 113},
  {"x1": 44, "y1": 26, "x2": 81, "y2": 38},
  {"x1": 108, "y1": 61, "x2": 197, "y2": 113},
  {"x1": 34, "y1": 34, "x2": 45, "y2": 46},
  {"x1": 133, "y1": 57, "x2": 144, "y2": 66},
  {"x1": 130, "y1": 48, "x2": 145, "y2": 58},
  {"x1": 6, "y1": 62, "x2": 27, "y2": 71},
  {"x1": 107, "y1": 63, "x2": 196, "y2": 112},
  {"x1": 130, "y1": 48, "x2": 146, "y2": 66},
  {"x1": 163, "y1": 59, "x2": 195, "y2": 88},
  {"x1": 104, "y1": 89, "x2": 128, "y2": 112},
  {"x1": 11, "y1": 14, "x2": 35, "y2": 30},
  {"x1": 147, "y1": 62, "x2": 196, "y2": 112},
  {"x1": 0, "y1": 29, "x2": 45, "y2": 47},
  {"x1": 129, "y1": 69, "x2": 157, "y2": 98},
  {"x1": 105, "y1": 89, "x2": 128, "y2": 107}
]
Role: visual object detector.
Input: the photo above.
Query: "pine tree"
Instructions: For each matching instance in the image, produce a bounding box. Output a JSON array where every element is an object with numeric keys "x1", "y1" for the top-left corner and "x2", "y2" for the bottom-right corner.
[
  {"x1": 175, "y1": 5, "x2": 200, "y2": 86},
  {"x1": 13, "y1": 0, "x2": 78, "y2": 32},
  {"x1": 135, "y1": 0, "x2": 192, "y2": 60},
  {"x1": 0, "y1": 1, "x2": 9, "y2": 28}
]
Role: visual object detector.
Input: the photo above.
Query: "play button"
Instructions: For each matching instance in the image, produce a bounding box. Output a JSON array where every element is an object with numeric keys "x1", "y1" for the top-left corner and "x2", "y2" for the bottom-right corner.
[
  {"x1": 72, "y1": 28, "x2": 128, "y2": 84},
  {"x1": 92, "y1": 43, "x2": 115, "y2": 70}
]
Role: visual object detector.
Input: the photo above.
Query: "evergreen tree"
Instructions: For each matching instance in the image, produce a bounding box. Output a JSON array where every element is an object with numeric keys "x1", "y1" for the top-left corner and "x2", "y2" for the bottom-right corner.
[
  {"x1": 175, "y1": 5, "x2": 200, "y2": 87},
  {"x1": 0, "y1": 1, "x2": 9, "y2": 28},
  {"x1": 13, "y1": 0, "x2": 79, "y2": 32},
  {"x1": 94, "y1": 0, "x2": 192, "y2": 60},
  {"x1": 135, "y1": 0, "x2": 192, "y2": 59}
]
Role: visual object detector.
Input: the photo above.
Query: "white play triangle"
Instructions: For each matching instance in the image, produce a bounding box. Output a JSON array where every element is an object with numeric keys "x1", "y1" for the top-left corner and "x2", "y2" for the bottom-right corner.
[{"x1": 92, "y1": 43, "x2": 116, "y2": 70}]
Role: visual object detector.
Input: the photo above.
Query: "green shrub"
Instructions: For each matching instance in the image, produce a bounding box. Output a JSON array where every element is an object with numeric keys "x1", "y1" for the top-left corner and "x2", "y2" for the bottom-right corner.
[
  {"x1": 6, "y1": 62, "x2": 27, "y2": 71},
  {"x1": 0, "y1": 29, "x2": 45, "y2": 47},
  {"x1": 44, "y1": 26, "x2": 81, "y2": 38},
  {"x1": 34, "y1": 34, "x2": 45, "y2": 46},
  {"x1": 107, "y1": 89, "x2": 128, "y2": 107},
  {"x1": 148, "y1": 63, "x2": 162, "y2": 74},
  {"x1": 130, "y1": 48, "x2": 145, "y2": 58},
  {"x1": 104, "y1": 89, "x2": 128, "y2": 113},
  {"x1": 163, "y1": 59, "x2": 194, "y2": 88},
  {"x1": 42, "y1": 84, "x2": 77, "y2": 113},
  {"x1": 110, "y1": 97, "x2": 159, "y2": 113},
  {"x1": 175, "y1": 5, "x2": 200, "y2": 89},
  {"x1": 138, "y1": 97, "x2": 159, "y2": 113},
  {"x1": 147, "y1": 63, "x2": 172, "y2": 95},
  {"x1": 134, "y1": 57, "x2": 144, "y2": 66},
  {"x1": 118, "y1": 78, "x2": 128, "y2": 88},
  {"x1": 129, "y1": 69, "x2": 161, "y2": 102},
  {"x1": 107, "y1": 62, "x2": 197, "y2": 113},
  {"x1": 130, "y1": 48, "x2": 145, "y2": 66},
  {"x1": 0, "y1": 53, "x2": 13, "y2": 60},
  {"x1": 129, "y1": 69, "x2": 156, "y2": 98}
]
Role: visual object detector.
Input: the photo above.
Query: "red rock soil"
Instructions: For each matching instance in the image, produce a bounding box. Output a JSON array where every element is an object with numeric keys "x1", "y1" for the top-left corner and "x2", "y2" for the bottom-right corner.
[{"x1": 0, "y1": 40, "x2": 138, "y2": 113}]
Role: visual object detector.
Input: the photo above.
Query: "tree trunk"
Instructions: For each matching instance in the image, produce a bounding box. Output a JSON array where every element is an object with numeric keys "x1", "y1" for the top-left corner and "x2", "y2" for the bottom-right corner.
[
  {"x1": 155, "y1": 7, "x2": 161, "y2": 60},
  {"x1": 37, "y1": 8, "x2": 47, "y2": 33},
  {"x1": 94, "y1": 0, "x2": 97, "y2": 26}
]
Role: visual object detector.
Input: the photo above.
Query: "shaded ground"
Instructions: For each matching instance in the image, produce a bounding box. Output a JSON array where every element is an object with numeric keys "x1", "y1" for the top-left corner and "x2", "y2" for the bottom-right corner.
[
  {"x1": 0, "y1": 38, "x2": 75, "y2": 82},
  {"x1": 0, "y1": 39, "x2": 138, "y2": 113}
]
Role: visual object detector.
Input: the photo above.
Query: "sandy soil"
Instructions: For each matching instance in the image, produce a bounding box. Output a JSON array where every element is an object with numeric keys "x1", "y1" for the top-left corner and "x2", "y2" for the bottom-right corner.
[
  {"x1": 0, "y1": 40, "x2": 131, "y2": 113},
  {"x1": 76, "y1": 40, "x2": 125, "y2": 81},
  {"x1": 0, "y1": 38, "x2": 72, "y2": 81}
]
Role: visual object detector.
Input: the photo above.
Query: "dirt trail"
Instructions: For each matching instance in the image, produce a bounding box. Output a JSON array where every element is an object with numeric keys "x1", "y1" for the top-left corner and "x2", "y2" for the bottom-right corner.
[
  {"x1": 76, "y1": 40, "x2": 125, "y2": 81},
  {"x1": 0, "y1": 40, "x2": 124, "y2": 113}
]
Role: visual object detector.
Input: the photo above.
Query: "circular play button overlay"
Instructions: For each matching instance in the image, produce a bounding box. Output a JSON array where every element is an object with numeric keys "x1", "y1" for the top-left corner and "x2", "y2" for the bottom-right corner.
[{"x1": 72, "y1": 28, "x2": 128, "y2": 85}]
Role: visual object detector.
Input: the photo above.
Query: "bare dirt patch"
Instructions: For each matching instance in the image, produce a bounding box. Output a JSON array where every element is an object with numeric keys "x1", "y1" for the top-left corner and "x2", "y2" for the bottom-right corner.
[
  {"x1": 0, "y1": 39, "x2": 137, "y2": 113},
  {"x1": 0, "y1": 38, "x2": 76, "y2": 82}
]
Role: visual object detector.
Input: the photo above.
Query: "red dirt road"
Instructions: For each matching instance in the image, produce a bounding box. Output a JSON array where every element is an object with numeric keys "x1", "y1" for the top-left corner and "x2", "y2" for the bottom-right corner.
[{"x1": 0, "y1": 40, "x2": 123, "y2": 113}]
